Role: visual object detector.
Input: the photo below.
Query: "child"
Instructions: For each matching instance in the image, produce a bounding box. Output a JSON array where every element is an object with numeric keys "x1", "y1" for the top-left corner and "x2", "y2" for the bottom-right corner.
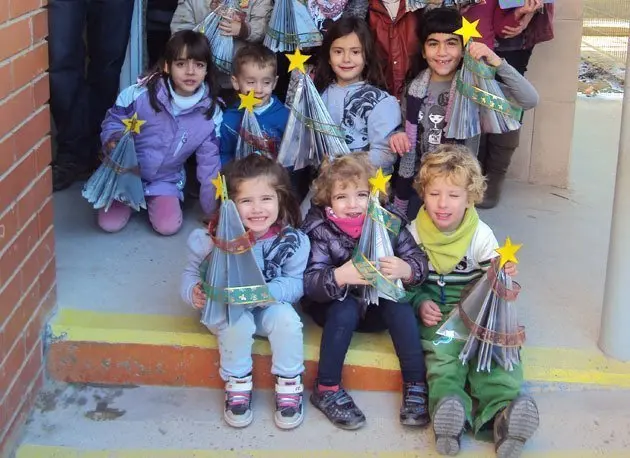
[
  {"x1": 98, "y1": 30, "x2": 222, "y2": 235},
  {"x1": 368, "y1": 0, "x2": 419, "y2": 99},
  {"x1": 302, "y1": 152, "x2": 429, "y2": 430},
  {"x1": 181, "y1": 154, "x2": 310, "y2": 429},
  {"x1": 220, "y1": 44, "x2": 289, "y2": 164},
  {"x1": 388, "y1": 7, "x2": 538, "y2": 215},
  {"x1": 407, "y1": 145, "x2": 538, "y2": 457},
  {"x1": 314, "y1": 17, "x2": 400, "y2": 173}
]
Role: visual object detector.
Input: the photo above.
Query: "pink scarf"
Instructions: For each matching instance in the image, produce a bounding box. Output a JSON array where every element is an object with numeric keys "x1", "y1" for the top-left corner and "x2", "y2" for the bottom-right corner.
[{"x1": 326, "y1": 207, "x2": 364, "y2": 239}]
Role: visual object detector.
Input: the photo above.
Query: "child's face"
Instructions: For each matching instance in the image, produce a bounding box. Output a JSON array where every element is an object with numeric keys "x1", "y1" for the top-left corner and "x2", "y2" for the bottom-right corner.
[
  {"x1": 423, "y1": 175, "x2": 470, "y2": 232},
  {"x1": 231, "y1": 62, "x2": 278, "y2": 106},
  {"x1": 329, "y1": 32, "x2": 365, "y2": 87},
  {"x1": 234, "y1": 176, "x2": 279, "y2": 237},
  {"x1": 168, "y1": 51, "x2": 208, "y2": 96},
  {"x1": 330, "y1": 178, "x2": 369, "y2": 219},
  {"x1": 422, "y1": 33, "x2": 463, "y2": 82}
]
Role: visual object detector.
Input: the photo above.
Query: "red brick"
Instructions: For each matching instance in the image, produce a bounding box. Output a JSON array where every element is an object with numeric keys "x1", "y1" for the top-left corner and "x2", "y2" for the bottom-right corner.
[
  {"x1": 17, "y1": 168, "x2": 50, "y2": 226},
  {"x1": 31, "y1": 9, "x2": 47, "y2": 43},
  {"x1": 12, "y1": 43, "x2": 48, "y2": 90},
  {"x1": 0, "y1": 277, "x2": 41, "y2": 361},
  {"x1": 0, "y1": 148, "x2": 36, "y2": 211},
  {"x1": 0, "y1": 18, "x2": 31, "y2": 61},
  {"x1": 9, "y1": 0, "x2": 41, "y2": 20},
  {"x1": 0, "y1": 85, "x2": 35, "y2": 139},
  {"x1": 23, "y1": 284, "x2": 54, "y2": 358},
  {"x1": 0, "y1": 1, "x2": 9, "y2": 23},
  {"x1": 12, "y1": 107, "x2": 49, "y2": 164},
  {"x1": 0, "y1": 214, "x2": 38, "y2": 290},
  {"x1": 36, "y1": 196, "x2": 53, "y2": 234},
  {"x1": 0, "y1": 274, "x2": 21, "y2": 331},
  {"x1": 0, "y1": 203, "x2": 18, "y2": 253},
  {"x1": 0, "y1": 335, "x2": 25, "y2": 403},
  {"x1": 36, "y1": 225, "x2": 54, "y2": 268},
  {"x1": 0, "y1": 136, "x2": 15, "y2": 177},
  {"x1": 0, "y1": 63, "x2": 11, "y2": 100},
  {"x1": 0, "y1": 370, "x2": 42, "y2": 456},
  {"x1": 0, "y1": 342, "x2": 42, "y2": 437},
  {"x1": 32, "y1": 136, "x2": 51, "y2": 175},
  {"x1": 33, "y1": 73, "x2": 49, "y2": 106}
]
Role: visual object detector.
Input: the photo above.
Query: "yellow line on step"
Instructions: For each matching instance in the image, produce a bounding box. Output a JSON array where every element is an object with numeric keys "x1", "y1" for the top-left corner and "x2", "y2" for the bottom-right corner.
[
  {"x1": 50, "y1": 309, "x2": 630, "y2": 387},
  {"x1": 15, "y1": 446, "x2": 630, "y2": 458}
]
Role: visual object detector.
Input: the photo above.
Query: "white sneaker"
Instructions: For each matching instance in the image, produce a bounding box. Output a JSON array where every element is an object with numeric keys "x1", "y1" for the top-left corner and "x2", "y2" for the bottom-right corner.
[
  {"x1": 224, "y1": 375, "x2": 253, "y2": 428},
  {"x1": 274, "y1": 375, "x2": 304, "y2": 430}
]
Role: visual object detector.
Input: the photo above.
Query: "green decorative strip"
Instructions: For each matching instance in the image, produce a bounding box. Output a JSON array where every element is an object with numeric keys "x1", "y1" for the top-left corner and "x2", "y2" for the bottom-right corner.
[
  {"x1": 455, "y1": 78, "x2": 523, "y2": 121},
  {"x1": 352, "y1": 250, "x2": 406, "y2": 301},
  {"x1": 463, "y1": 51, "x2": 497, "y2": 80},
  {"x1": 367, "y1": 203, "x2": 401, "y2": 235},
  {"x1": 204, "y1": 284, "x2": 273, "y2": 306}
]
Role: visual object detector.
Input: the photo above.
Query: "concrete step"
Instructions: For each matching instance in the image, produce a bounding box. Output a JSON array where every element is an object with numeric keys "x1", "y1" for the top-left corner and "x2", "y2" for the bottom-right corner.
[
  {"x1": 47, "y1": 308, "x2": 630, "y2": 392},
  {"x1": 14, "y1": 381, "x2": 630, "y2": 457}
]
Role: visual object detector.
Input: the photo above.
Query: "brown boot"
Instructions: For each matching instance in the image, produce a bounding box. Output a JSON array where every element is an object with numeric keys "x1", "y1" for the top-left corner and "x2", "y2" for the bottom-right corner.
[{"x1": 478, "y1": 172, "x2": 505, "y2": 209}]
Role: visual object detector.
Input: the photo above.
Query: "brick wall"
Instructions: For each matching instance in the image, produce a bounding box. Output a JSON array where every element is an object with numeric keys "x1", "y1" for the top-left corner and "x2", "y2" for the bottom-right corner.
[{"x1": 0, "y1": 0, "x2": 56, "y2": 453}]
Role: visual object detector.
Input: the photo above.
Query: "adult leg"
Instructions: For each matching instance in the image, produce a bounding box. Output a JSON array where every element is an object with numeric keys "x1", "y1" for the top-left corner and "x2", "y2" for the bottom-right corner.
[
  {"x1": 477, "y1": 129, "x2": 521, "y2": 209},
  {"x1": 48, "y1": 0, "x2": 90, "y2": 191},
  {"x1": 86, "y1": 0, "x2": 135, "y2": 157}
]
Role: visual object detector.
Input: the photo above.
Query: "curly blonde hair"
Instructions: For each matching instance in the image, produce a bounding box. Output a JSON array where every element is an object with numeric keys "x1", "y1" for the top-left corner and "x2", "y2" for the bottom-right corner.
[
  {"x1": 414, "y1": 144, "x2": 486, "y2": 204},
  {"x1": 311, "y1": 153, "x2": 377, "y2": 207}
]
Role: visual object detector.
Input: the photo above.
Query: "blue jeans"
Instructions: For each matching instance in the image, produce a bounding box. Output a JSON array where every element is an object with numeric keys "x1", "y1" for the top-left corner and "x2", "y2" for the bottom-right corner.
[
  {"x1": 211, "y1": 303, "x2": 305, "y2": 381},
  {"x1": 314, "y1": 296, "x2": 427, "y2": 386},
  {"x1": 48, "y1": 0, "x2": 134, "y2": 165}
]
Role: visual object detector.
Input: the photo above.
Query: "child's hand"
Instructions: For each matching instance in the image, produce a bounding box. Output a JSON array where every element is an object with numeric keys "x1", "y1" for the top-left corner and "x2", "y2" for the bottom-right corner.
[
  {"x1": 389, "y1": 132, "x2": 411, "y2": 157},
  {"x1": 379, "y1": 256, "x2": 412, "y2": 282},
  {"x1": 503, "y1": 261, "x2": 518, "y2": 277},
  {"x1": 192, "y1": 282, "x2": 207, "y2": 310},
  {"x1": 468, "y1": 42, "x2": 502, "y2": 68},
  {"x1": 219, "y1": 16, "x2": 243, "y2": 37},
  {"x1": 514, "y1": 0, "x2": 542, "y2": 20},
  {"x1": 420, "y1": 300, "x2": 443, "y2": 327},
  {"x1": 334, "y1": 260, "x2": 369, "y2": 287}
]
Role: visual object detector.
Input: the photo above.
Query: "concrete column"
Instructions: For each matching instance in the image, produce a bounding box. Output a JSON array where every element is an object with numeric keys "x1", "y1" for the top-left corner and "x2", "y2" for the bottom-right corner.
[
  {"x1": 598, "y1": 38, "x2": 630, "y2": 361},
  {"x1": 508, "y1": 1, "x2": 584, "y2": 187}
]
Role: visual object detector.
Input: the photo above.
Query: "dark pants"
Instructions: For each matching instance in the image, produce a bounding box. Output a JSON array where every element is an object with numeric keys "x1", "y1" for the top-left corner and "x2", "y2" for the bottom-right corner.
[
  {"x1": 311, "y1": 296, "x2": 427, "y2": 386},
  {"x1": 48, "y1": 0, "x2": 135, "y2": 166}
]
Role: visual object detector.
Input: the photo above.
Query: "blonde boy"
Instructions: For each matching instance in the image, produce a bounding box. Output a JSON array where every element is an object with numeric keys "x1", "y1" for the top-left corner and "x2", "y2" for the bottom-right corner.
[{"x1": 406, "y1": 145, "x2": 538, "y2": 458}]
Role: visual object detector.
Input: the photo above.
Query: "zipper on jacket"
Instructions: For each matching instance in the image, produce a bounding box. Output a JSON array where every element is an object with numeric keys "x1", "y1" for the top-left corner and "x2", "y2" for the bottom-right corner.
[{"x1": 173, "y1": 131, "x2": 188, "y2": 156}]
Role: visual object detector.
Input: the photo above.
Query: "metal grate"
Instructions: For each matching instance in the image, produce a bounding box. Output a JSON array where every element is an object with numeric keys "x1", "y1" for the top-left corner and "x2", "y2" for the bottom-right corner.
[{"x1": 582, "y1": 0, "x2": 629, "y2": 66}]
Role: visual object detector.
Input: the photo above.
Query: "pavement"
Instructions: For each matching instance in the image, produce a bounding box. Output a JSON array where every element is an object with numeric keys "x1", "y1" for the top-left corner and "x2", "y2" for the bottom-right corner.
[{"x1": 13, "y1": 94, "x2": 630, "y2": 456}]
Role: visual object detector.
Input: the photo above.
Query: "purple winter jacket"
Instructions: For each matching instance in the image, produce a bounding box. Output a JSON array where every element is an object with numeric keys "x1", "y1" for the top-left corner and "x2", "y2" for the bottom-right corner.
[
  {"x1": 100, "y1": 78, "x2": 221, "y2": 215},
  {"x1": 301, "y1": 204, "x2": 429, "y2": 305}
]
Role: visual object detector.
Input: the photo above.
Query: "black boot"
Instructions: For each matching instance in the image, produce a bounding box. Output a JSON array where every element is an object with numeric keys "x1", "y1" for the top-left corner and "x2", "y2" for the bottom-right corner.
[{"x1": 478, "y1": 172, "x2": 505, "y2": 209}]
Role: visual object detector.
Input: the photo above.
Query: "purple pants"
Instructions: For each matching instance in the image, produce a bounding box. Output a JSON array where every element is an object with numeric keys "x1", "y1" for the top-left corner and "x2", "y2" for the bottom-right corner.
[{"x1": 97, "y1": 195, "x2": 183, "y2": 236}]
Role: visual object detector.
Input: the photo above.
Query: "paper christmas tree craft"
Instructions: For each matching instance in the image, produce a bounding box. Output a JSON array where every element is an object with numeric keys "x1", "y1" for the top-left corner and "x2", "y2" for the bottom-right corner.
[
  {"x1": 200, "y1": 174, "x2": 273, "y2": 329},
  {"x1": 264, "y1": 0, "x2": 322, "y2": 52},
  {"x1": 277, "y1": 49, "x2": 350, "y2": 172},
  {"x1": 82, "y1": 112, "x2": 147, "y2": 212},
  {"x1": 351, "y1": 169, "x2": 406, "y2": 312},
  {"x1": 498, "y1": 0, "x2": 553, "y2": 8},
  {"x1": 436, "y1": 237, "x2": 526, "y2": 372},
  {"x1": 445, "y1": 17, "x2": 523, "y2": 140},
  {"x1": 234, "y1": 91, "x2": 277, "y2": 160},
  {"x1": 193, "y1": 0, "x2": 242, "y2": 74}
]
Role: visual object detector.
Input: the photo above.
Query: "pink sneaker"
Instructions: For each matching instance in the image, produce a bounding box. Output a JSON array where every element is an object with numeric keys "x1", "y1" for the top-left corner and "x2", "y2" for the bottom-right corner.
[
  {"x1": 147, "y1": 195, "x2": 183, "y2": 236},
  {"x1": 97, "y1": 201, "x2": 132, "y2": 233}
]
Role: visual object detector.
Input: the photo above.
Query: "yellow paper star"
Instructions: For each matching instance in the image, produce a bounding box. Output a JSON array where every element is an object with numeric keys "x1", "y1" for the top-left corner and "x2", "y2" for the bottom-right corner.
[
  {"x1": 495, "y1": 237, "x2": 522, "y2": 269},
  {"x1": 369, "y1": 168, "x2": 391, "y2": 195},
  {"x1": 211, "y1": 174, "x2": 225, "y2": 201},
  {"x1": 238, "y1": 90, "x2": 262, "y2": 113},
  {"x1": 285, "y1": 49, "x2": 311, "y2": 74},
  {"x1": 122, "y1": 112, "x2": 146, "y2": 134},
  {"x1": 454, "y1": 17, "x2": 483, "y2": 45}
]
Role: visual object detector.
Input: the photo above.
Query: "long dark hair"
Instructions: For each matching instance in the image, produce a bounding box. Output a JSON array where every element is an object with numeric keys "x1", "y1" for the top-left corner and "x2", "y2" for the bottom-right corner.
[
  {"x1": 314, "y1": 17, "x2": 386, "y2": 92},
  {"x1": 144, "y1": 30, "x2": 219, "y2": 119},
  {"x1": 407, "y1": 7, "x2": 464, "y2": 81},
  {"x1": 222, "y1": 155, "x2": 302, "y2": 228}
]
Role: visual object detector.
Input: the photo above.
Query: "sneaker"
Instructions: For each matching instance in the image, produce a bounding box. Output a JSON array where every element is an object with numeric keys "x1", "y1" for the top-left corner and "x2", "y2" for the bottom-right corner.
[
  {"x1": 274, "y1": 375, "x2": 304, "y2": 430},
  {"x1": 433, "y1": 395, "x2": 466, "y2": 456},
  {"x1": 223, "y1": 375, "x2": 253, "y2": 428},
  {"x1": 310, "y1": 382, "x2": 366, "y2": 430},
  {"x1": 494, "y1": 395, "x2": 539, "y2": 458},
  {"x1": 400, "y1": 382, "x2": 430, "y2": 427}
]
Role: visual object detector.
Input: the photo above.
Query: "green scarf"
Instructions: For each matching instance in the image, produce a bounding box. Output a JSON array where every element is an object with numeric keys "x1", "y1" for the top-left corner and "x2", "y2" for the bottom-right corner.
[{"x1": 415, "y1": 206, "x2": 479, "y2": 275}]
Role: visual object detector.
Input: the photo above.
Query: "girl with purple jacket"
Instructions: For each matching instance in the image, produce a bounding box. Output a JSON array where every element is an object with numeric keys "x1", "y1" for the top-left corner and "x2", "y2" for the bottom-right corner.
[
  {"x1": 301, "y1": 152, "x2": 430, "y2": 430},
  {"x1": 98, "y1": 30, "x2": 223, "y2": 235}
]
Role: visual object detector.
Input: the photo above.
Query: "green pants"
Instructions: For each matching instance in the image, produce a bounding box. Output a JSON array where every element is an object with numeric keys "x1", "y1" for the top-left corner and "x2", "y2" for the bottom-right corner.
[{"x1": 421, "y1": 324, "x2": 524, "y2": 436}]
